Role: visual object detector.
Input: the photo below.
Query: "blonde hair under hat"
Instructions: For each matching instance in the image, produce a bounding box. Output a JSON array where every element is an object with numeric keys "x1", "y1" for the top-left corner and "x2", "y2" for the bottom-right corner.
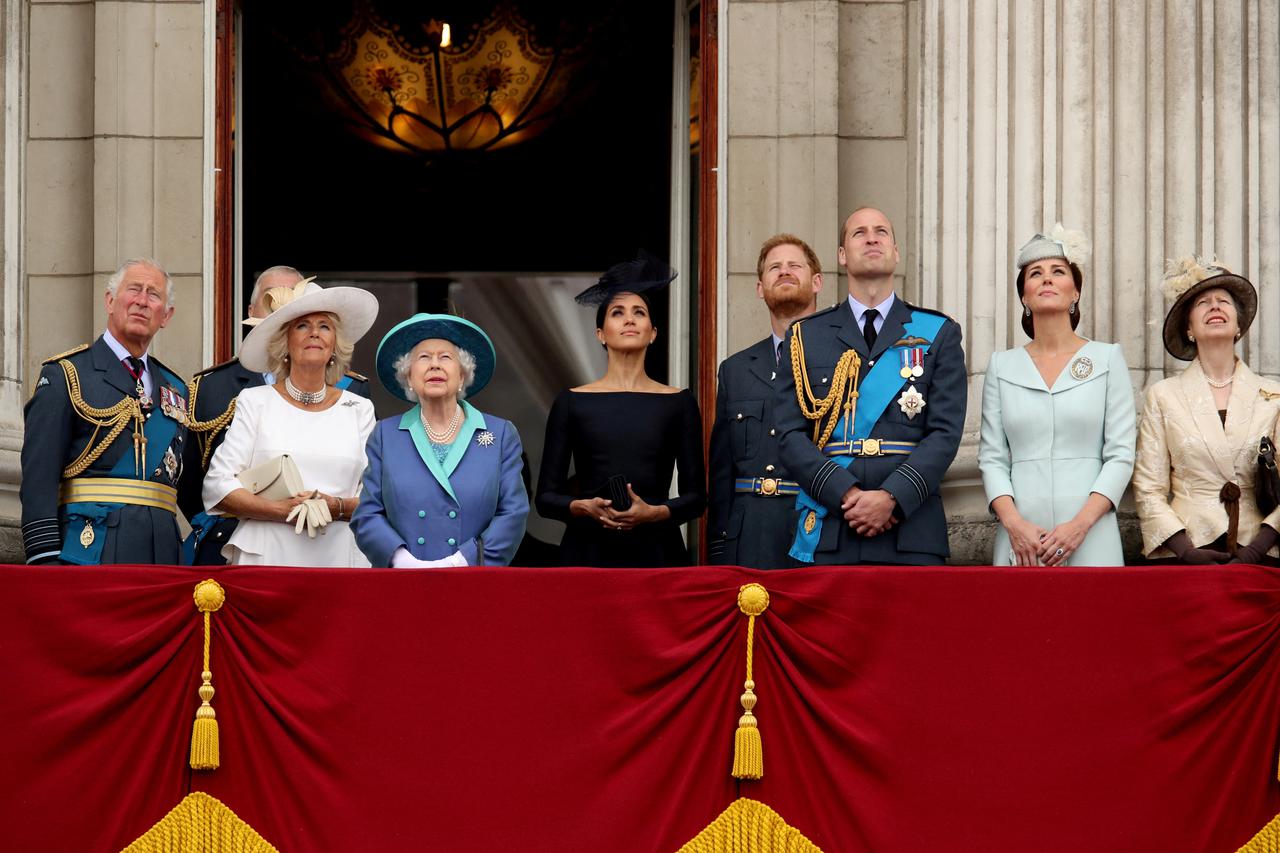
[{"x1": 238, "y1": 281, "x2": 379, "y2": 372}]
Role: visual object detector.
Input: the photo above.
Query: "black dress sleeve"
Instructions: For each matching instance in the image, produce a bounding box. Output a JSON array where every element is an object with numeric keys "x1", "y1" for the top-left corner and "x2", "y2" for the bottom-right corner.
[
  {"x1": 706, "y1": 364, "x2": 732, "y2": 551},
  {"x1": 535, "y1": 391, "x2": 575, "y2": 522},
  {"x1": 662, "y1": 390, "x2": 707, "y2": 525}
]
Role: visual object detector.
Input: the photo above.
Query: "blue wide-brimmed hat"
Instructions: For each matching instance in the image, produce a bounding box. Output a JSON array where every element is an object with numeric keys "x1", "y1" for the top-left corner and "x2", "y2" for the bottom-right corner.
[{"x1": 376, "y1": 313, "x2": 497, "y2": 400}]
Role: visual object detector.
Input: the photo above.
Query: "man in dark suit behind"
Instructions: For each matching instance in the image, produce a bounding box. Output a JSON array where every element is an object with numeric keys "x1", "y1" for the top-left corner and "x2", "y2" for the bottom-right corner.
[
  {"x1": 708, "y1": 234, "x2": 824, "y2": 567},
  {"x1": 179, "y1": 266, "x2": 370, "y2": 564},
  {"x1": 774, "y1": 207, "x2": 966, "y2": 565}
]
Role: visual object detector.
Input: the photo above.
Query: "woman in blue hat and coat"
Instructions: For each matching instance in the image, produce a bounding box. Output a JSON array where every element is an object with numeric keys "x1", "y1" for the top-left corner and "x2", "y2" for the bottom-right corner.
[{"x1": 351, "y1": 314, "x2": 529, "y2": 567}]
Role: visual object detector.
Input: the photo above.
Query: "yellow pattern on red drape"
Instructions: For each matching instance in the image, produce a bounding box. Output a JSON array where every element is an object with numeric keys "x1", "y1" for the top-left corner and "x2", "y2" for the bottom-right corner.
[
  {"x1": 120, "y1": 792, "x2": 278, "y2": 853},
  {"x1": 677, "y1": 798, "x2": 823, "y2": 853},
  {"x1": 1237, "y1": 811, "x2": 1280, "y2": 853}
]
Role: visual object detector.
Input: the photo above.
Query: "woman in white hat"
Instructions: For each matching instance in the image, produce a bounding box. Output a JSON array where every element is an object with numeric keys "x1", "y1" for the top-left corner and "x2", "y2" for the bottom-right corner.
[
  {"x1": 978, "y1": 225, "x2": 1136, "y2": 566},
  {"x1": 1133, "y1": 258, "x2": 1279, "y2": 565},
  {"x1": 350, "y1": 313, "x2": 528, "y2": 567},
  {"x1": 202, "y1": 280, "x2": 379, "y2": 566}
]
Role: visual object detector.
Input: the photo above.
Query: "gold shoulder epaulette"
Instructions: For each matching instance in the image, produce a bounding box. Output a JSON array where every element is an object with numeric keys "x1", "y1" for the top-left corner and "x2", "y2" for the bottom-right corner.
[
  {"x1": 345, "y1": 370, "x2": 368, "y2": 382},
  {"x1": 42, "y1": 343, "x2": 89, "y2": 364},
  {"x1": 194, "y1": 358, "x2": 240, "y2": 378}
]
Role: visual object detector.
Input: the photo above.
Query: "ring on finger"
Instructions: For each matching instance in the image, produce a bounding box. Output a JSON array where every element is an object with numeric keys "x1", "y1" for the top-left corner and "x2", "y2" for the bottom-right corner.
[{"x1": 1054, "y1": 547, "x2": 1065, "y2": 557}]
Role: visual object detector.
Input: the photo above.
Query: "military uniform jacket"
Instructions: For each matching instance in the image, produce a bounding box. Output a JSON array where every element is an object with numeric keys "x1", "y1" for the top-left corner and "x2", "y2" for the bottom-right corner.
[
  {"x1": 707, "y1": 337, "x2": 797, "y2": 568},
  {"x1": 20, "y1": 336, "x2": 189, "y2": 565},
  {"x1": 773, "y1": 297, "x2": 966, "y2": 564},
  {"x1": 179, "y1": 357, "x2": 371, "y2": 563}
]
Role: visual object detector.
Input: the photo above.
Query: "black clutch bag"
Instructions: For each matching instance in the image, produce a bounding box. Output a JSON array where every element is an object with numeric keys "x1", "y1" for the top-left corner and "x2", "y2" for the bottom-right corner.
[
  {"x1": 1258, "y1": 436, "x2": 1280, "y2": 516},
  {"x1": 605, "y1": 474, "x2": 632, "y2": 511}
]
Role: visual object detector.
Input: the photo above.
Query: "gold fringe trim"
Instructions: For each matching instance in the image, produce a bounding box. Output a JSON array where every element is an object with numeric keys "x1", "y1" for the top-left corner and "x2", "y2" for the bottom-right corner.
[
  {"x1": 1236, "y1": 811, "x2": 1280, "y2": 853},
  {"x1": 732, "y1": 584, "x2": 769, "y2": 780},
  {"x1": 120, "y1": 792, "x2": 278, "y2": 853},
  {"x1": 677, "y1": 798, "x2": 823, "y2": 853}
]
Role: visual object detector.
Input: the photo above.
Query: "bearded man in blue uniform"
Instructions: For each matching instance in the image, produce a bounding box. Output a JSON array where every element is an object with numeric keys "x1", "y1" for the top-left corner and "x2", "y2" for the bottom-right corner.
[
  {"x1": 708, "y1": 233, "x2": 824, "y2": 567},
  {"x1": 21, "y1": 258, "x2": 189, "y2": 565},
  {"x1": 774, "y1": 207, "x2": 966, "y2": 565},
  {"x1": 178, "y1": 265, "x2": 370, "y2": 565}
]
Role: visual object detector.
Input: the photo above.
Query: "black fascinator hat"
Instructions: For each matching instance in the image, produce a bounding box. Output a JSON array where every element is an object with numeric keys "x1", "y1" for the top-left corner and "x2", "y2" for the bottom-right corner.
[{"x1": 574, "y1": 250, "x2": 677, "y2": 307}]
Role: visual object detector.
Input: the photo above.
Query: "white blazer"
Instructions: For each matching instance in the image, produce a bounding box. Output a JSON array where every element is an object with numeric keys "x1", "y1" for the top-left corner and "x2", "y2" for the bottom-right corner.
[{"x1": 1133, "y1": 359, "x2": 1280, "y2": 557}]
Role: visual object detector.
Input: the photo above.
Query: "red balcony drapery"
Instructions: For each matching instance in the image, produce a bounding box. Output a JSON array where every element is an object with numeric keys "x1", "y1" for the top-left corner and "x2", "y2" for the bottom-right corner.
[{"x1": 2, "y1": 564, "x2": 1279, "y2": 852}]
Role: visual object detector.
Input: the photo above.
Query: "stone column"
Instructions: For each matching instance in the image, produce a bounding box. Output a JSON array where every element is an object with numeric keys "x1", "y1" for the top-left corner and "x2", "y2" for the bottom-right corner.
[
  {"x1": 918, "y1": 0, "x2": 1280, "y2": 561},
  {"x1": 1, "y1": 0, "x2": 208, "y2": 562},
  {"x1": 723, "y1": 0, "x2": 841, "y2": 356},
  {"x1": 93, "y1": 0, "x2": 206, "y2": 379}
]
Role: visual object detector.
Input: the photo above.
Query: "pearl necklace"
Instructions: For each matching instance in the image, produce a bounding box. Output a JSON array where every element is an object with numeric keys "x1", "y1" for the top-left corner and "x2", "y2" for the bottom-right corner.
[
  {"x1": 1205, "y1": 374, "x2": 1234, "y2": 389},
  {"x1": 421, "y1": 404, "x2": 462, "y2": 443},
  {"x1": 285, "y1": 376, "x2": 326, "y2": 405}
]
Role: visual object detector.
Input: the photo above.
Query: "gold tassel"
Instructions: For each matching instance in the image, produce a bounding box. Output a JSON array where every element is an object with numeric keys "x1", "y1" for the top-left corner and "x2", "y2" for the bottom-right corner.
[
  {"x1": 190, "y1": 579, "x2": 225, "y2": 770},
  {"x1": 732, "y1": 583, "x2": 770, "y2": 780}
]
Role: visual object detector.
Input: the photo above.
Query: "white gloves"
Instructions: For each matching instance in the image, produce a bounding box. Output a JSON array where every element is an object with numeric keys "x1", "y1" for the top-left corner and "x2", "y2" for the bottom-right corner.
[
  {"x1": 390, "y1": 546, "x2": 469, "y2": 568},
  {"x1": 286, "y1": 496, "x2": 332, "y2": 537}
]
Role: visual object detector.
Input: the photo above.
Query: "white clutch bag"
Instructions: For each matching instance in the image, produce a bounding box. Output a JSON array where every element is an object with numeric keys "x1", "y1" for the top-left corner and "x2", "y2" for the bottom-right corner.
[{"x1": 237, "y1": 454, "x2": 305, "y2": 502}]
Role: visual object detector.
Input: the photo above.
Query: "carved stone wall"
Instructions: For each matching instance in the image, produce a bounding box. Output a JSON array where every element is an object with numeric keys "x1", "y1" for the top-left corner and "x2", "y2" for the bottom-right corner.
[
  {"x1": 720, "y1": 0, "x2": 1280, "y2": 562},
  {"x1": 919, "y1": 0, "x2": 1280, "y2": 561}
]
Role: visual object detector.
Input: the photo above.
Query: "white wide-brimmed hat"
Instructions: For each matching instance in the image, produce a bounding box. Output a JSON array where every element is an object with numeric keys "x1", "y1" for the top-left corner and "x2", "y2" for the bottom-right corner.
[{"x1": 239, "y1": 280, "x2": 379, "y2": 372}]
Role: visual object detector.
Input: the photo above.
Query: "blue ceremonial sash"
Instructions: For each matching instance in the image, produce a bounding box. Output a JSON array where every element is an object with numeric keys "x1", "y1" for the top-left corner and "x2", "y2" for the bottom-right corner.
[
  {"x1": 61, "y1": 384, "x2": 182, "y2": 565},
  {"x1": 336, "y1": 375, "x2": 354, "y2": 390},
  {"x1": 789, "y1": 310, "x2": 947, "y2": 562}
]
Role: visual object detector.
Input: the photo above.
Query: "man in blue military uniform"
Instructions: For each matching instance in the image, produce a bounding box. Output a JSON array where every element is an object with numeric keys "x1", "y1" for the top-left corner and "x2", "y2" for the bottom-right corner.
[
  {"x1": 708, "y1": 233, "x2": 824, "y2": 567},
  {"x1": 21, "y1": 258, "x2": 189, "y2": 565},
  {"x1": 178, "y1": 266, "x2": 371, "y2": 564},
  {"x1": 775, "y1": 207, "x2": 966, "y2": 565}
]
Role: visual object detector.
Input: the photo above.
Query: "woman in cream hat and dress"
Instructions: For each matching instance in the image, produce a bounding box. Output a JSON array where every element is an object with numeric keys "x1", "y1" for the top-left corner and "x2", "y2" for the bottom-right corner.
[
  {"x1": 1133, "y1": 258, "x2": 1280, "y2": 565},
  {"x1": 978, "y1": 225, "x2": 1136, "y2": 566},
  {"x1": 203, "y1": 280, "x2": 379, "y2": 566},
  {"x1": 351, "y1": 313, "x2": 528, "y2": 567}
]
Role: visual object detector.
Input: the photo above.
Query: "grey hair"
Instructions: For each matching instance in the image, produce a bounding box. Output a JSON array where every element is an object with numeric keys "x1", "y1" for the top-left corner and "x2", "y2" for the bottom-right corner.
[
  {"x1": 106, "y1": 258, "x2": 175, "y2": 309},
  {"x1": 393, "y1": 344, "x2": 477, "y2": 402},
  {"x1": 250, "y1": 265, "x2": 303, "y2": 305},
  {"x1": 265, "y1": 311, "x2": 355, "y2": 386}
]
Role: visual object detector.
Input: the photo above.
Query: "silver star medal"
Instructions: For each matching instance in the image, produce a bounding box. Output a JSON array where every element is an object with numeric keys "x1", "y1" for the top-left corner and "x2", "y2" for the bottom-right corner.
[
  {"x1": 898, "y1": 385, "x2": 926, "y2": 419},
  {"x1": 163, "y1": 446, "x2": 180, "y2": 481},
  {"x1": 476, "y1": 430, "x2": 495, "y2": 447}
]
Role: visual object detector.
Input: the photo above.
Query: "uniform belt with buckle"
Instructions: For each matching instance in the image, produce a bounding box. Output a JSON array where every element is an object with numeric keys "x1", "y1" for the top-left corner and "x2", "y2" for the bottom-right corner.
[
  {"x1": 734, "y1": 477, "x2": 800, "y2": 497},
  {"x1": 821, "y1": 438, "x2": 918, "y2": 457},
  {"x1": 60, "y1": 477, "x2": 179, "y2": 514}
]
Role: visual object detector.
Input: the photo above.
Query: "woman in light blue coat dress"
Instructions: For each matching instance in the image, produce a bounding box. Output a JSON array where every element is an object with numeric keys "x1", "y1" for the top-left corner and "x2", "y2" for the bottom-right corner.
[
  {"x1": 979, "y1": 227, "x2": 1136, "y2": 566},
  {"x1": 351, "y1": 314, "x2": 529, "y2": 567}
]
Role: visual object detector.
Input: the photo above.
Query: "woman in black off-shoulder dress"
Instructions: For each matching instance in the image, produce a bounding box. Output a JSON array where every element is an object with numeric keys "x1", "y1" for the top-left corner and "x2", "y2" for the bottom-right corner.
[{"x1": 535, "y1": 254, "x2": 705, "y2": 567}]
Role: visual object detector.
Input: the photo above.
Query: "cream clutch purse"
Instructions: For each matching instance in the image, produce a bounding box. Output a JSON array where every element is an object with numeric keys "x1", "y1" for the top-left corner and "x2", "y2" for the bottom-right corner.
[{"x1": 237, "y1": 454, "x2": 304, "y2": 502}]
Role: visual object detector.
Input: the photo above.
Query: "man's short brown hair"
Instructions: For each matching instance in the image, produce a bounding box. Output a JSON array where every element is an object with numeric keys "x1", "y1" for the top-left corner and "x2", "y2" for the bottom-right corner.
[
  {"x1": 756, "y1": 233, "x2": 822, "y2": 280},
  {"x1": 840, "y1": 207, "x2": 897, "y2": 245}
]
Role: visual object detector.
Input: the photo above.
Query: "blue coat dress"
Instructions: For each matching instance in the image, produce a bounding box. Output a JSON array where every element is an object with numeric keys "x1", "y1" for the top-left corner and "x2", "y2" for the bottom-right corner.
[
  {"x1": 351, "y1": 401, "x2": 529, "y2": 567},
  {"x1": 978, "y1": 340, "x2": 1136, "y2": 565}
]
